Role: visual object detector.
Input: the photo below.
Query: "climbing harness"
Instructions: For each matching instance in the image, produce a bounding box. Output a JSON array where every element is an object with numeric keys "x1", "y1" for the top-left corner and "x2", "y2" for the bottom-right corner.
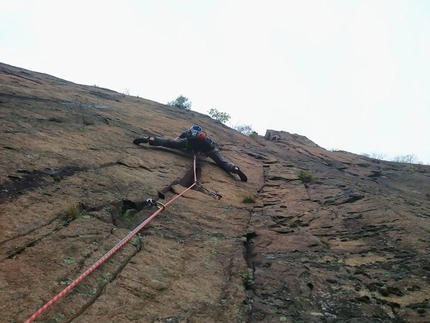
[{"x1": 25, "y1": 153, "x2": 218, "y2": 322}]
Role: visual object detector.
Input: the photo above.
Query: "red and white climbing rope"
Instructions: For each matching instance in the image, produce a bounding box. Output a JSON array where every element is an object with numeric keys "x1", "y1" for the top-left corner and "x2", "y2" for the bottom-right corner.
[{"x1": 25, "y1": 155, "x2": 199, "y2": 323}]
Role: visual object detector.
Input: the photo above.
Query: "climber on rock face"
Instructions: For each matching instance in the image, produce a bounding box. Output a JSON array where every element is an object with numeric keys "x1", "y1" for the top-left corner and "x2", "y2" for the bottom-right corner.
[{"x1": 133, "y1": 124, "x2": 247, "y2": 182}]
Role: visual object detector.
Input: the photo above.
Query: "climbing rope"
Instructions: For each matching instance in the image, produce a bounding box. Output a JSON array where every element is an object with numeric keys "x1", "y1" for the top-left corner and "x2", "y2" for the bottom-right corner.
[
  {"x1": 193, "y1": 151, "x2": 222, "y2": 200},
  {"x1": 25, "y1": 154, "x2": 201, "y2": 323}
]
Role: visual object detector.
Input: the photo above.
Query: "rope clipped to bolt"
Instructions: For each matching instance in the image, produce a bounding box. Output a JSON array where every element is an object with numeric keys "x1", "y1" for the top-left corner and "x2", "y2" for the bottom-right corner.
[
  {"x1": 193, "y1": 152, "x2": 222, "y2": 200},
  {"x1": 25, "y1": 154, "x2": 202, "y2": 323}
]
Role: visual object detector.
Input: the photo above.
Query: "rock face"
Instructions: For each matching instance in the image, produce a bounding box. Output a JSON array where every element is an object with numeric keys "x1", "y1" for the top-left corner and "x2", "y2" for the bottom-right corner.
[{"x1": 0, "y1": 62, "x2": 429, "y2": 323}]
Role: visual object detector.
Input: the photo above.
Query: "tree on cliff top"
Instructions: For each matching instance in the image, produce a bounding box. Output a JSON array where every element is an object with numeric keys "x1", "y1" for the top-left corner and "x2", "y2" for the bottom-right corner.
[
  {"x1": 208, "y1": 108, "x2": 231, "y2": 124},
  {"x1": 167, "y1": 95, "x2": 192, "y2": 110}
]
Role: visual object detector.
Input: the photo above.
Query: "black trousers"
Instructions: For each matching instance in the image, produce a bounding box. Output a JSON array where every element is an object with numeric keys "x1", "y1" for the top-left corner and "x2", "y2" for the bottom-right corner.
[{"x1": 153, "y1": 137, "x2": 237, "y2": 173}]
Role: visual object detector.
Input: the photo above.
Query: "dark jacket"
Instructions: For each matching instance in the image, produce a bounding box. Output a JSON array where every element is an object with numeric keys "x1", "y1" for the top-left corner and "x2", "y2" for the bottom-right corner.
[{"x1": 178, "y1": 129, "x2": 217, "y2": 154}]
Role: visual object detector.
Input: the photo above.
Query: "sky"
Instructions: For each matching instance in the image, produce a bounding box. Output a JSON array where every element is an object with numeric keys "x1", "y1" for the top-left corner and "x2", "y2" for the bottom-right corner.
[{"x1": 1, "y1": 0, "x2": 429, "y2": 164}]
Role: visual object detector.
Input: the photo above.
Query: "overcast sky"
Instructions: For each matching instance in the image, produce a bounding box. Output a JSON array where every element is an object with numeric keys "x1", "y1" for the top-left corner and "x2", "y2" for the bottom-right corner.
[{"x1": 1, "y1": 0, "x2": 429, "y2": 163}]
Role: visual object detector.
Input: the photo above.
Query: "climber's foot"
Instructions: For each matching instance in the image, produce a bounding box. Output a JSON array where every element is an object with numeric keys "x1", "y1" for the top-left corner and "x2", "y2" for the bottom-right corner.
[
  {"x1": 233, "y1": 167, "x2": 247, "y2": 182},
  {"x1": 133, "y1": 136, "x2": 150, "y2": 145}
]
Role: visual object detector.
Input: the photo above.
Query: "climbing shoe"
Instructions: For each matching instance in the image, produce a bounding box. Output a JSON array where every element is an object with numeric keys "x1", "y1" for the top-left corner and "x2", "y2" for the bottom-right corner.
[
  {"x1": 148, "y1": 137, "x2": 162, "y2": 146},
  {"x1": 233, "y1": 167, "x2": 248, "y2": 182},
  {"x1": 133, "y1": 136, "x2": 150, "y2": 145}
]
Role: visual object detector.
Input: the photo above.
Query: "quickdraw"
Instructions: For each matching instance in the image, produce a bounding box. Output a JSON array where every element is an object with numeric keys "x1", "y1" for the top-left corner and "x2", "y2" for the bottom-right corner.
[
  {"x1": 24, "y1": 153, "x2": 221, "y2": 323},
  {"x1": 144, "y1": 197, "x2": 166, "y2": 210},
  {"x1": 195, "y1": 181, "x2": 222, "y2": 200}
]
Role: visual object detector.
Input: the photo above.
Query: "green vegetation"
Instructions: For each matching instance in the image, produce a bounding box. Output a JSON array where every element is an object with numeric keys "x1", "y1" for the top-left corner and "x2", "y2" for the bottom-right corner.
[
  {"x1": 63, "y1": 257, "x2": 76, "y2": 265},
  {"x1": 297, "y1": 170, "x2": 314, "y2": 183},
  {"x1": 405, "y1": 165, "x2": 416, "y2": 172},
  {"x1": 208, "y1": 108, "x2": 231, "y2": 124},
  {"x1": 83, "y1": 287, "x2": 98, "y2": 299},
  {"x1": 81, "y1": 251, "x2": 91, "y2": 258},
  {"x1": 51, "y1": 313, "x2": 65, "y2": 323},
  {"x1": 243, "y1": 272, "x2": 255, "y2": 290},
  {"x1": 287, "y1": 221, "x2": 298, "y2": 228},
  {"x1": 129, "y1": 235, "x2": 140, "y2": 246},
  {"x1": 59, "y1": 278, "x2": 74, "y2": 286},
  {"x1": 242, "y1": 194, "x2": 256, "y2": 203},
  {"x1": 404, "y1": 199, "x2": 419, "y2": 206},
  {"x1": 67, "y1": 283, "x2": 98, "y2": 299},
  {"x1": 235, "y1": 307, "x2": 244, "y2": 322},
  {"x1": 97, "y1": 273, "x2": 112, "y2": 284},
  {"x1": 167, "y1": 95, "x2": 192, "y2": 109},
  {"x1": 122, "y1": 209, "x2": 139, "y2": 222},
  {"x1": 208, "y1": 109, "x2": 256, "y2": 136},
  {"x1": 63, "y1": 203, "x2": 84, "y2": 220}
]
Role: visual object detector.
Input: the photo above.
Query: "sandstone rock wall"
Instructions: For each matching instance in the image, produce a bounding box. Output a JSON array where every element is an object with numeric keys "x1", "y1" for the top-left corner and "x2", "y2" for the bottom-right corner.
[{"x1": 1, "y1": 63, "x2": 429, "y2": 323}]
